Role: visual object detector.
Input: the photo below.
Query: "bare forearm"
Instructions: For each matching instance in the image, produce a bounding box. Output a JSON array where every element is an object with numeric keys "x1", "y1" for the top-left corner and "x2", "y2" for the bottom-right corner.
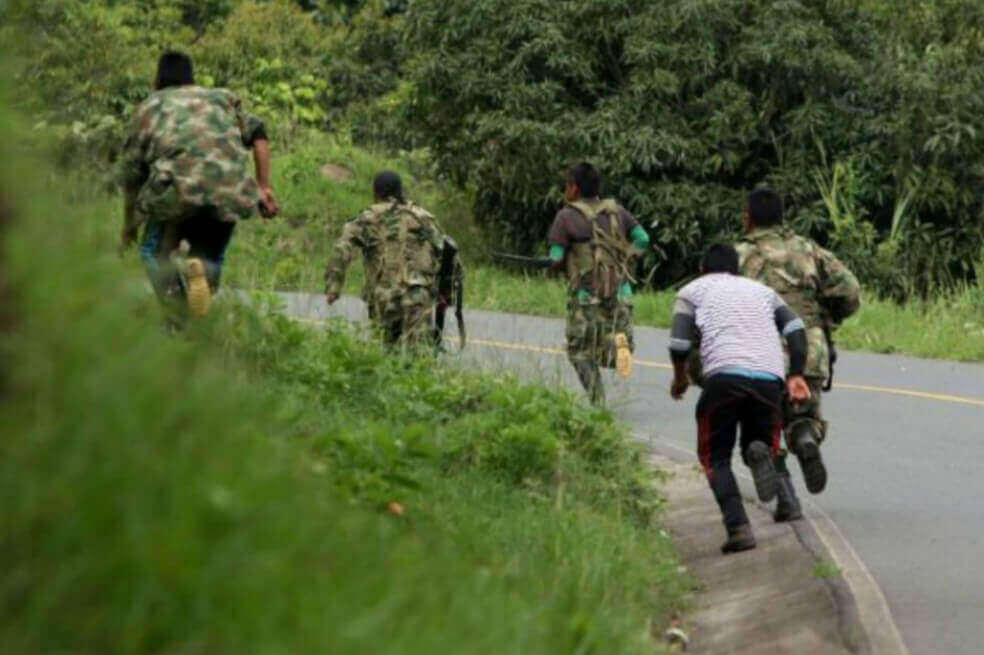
[
  {"x1": 672, "y1": 358, "x2": 688, "y2": 382},
  {"x1": 253, "y1": 138, "x2": 272, "y2": 189}
]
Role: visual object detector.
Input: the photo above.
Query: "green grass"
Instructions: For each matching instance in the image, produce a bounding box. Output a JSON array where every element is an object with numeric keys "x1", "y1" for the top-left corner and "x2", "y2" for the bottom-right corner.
[
  {"x1": 2, "y1": 123, "x2": 690, "y2": 651},
  {"x1": 459, "y1": 268, "x2": 984, "y2": 364},
  {"x1": 227, "y1": 133, "x2": 984, "y2": 364},
  {"x1": 224, "y1": 132, "x2": 483, "y2": 294},
  {"x1": 812, "y1": 559, "x2": 843, "y2": 580}
]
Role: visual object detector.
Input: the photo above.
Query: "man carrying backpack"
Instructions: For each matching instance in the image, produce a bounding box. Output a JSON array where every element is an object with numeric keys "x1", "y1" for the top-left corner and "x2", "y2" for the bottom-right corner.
[
  {"x1": 546, "y1": 162, "x2": 650, "y2": 405},
  {"x1": 325, "y1": 171, "x2": 448, "y2": 350}
]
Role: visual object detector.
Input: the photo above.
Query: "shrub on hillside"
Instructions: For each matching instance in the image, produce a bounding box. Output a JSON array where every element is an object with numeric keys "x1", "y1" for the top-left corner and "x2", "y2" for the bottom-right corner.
[
  {"x1": 219, "y1": 297, "x2": 660, "y2": 523},
  {"x1": 9, "y1": 1, "x2": 337, "y2": 158},
  {"x1": 195, "y1": 1, "x2": 334, "y2": 142},
  {"x1": 394, "y1": 0, "x2": 984, "y2": 296}
]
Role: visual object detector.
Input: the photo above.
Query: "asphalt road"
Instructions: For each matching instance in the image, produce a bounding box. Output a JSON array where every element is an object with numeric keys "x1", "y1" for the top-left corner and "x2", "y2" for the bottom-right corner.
[{"x1": 279, "y1": 292, "x2": 984, "y2": 655}]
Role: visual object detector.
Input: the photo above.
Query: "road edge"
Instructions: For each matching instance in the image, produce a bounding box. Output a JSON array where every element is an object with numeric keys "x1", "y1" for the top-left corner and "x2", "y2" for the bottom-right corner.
[{"x1": 645, "y1": 436, "x2": 910, "y2": 655}]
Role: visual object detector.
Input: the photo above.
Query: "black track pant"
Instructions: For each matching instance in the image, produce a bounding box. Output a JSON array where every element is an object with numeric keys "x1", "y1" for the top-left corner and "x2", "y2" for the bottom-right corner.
[
  {"x1": 168, "y1": 212, "x2": 236, "y2": 289},
  {"x1": 696, "y1": 374, "x2": 783, "y2": 530}
]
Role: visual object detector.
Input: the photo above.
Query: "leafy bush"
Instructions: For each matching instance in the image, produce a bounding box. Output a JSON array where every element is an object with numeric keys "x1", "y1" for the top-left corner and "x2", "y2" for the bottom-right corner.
[
  {"x1": 218, "y1": 297, "x2": 661, "y2": 521},
  {"x1": 194, "y1": 1, "x2": 333, "y2": 142},
  {"x1": 323, "y1": 1, "x2": 407, "y2": 121},
  {"x1": 9, "y1": 1, "x2": 336, "y2": 153},
  {"x1": 8, "y1": 0, "x2": 187, "y2": 121},
  {"x1": 394, "y1": 0, "x2": 984, "y2": 296}
]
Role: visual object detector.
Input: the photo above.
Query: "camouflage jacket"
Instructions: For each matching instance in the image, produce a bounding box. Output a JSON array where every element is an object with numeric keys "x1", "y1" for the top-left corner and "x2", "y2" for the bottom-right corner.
[
  {"x1": 118, "y1": 85, "x2": 266, "y2": 228},
  {"x1": 737, "y1": 226, "x2": 861, "y2": 380},
  {"x1": 324, "y1": 199, "x2": 445, "y2": 302}
]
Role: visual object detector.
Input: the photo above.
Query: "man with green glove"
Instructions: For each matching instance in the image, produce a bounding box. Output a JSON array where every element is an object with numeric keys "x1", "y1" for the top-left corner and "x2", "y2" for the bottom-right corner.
[{"x1": 546, "y1": 162, "x2": 650, "y2": 405}]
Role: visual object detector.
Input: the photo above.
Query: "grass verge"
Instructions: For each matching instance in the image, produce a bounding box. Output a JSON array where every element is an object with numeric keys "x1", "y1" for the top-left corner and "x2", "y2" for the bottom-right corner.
[{"x1": 2, "y1": 128, "x2": 690, "y2": 652}]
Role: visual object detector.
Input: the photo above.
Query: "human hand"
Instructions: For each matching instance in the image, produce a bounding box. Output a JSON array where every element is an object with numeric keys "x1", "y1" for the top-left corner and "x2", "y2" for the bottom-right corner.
[
  {"x1": 670, "y1": 375, "x2": 690, "y2": 400},
  {"x1": 787, "y1": 375, "x2": 812, "y2": 403},
  {"x1": 259, "y1": 186, "x2": 279, "y2": 219}
]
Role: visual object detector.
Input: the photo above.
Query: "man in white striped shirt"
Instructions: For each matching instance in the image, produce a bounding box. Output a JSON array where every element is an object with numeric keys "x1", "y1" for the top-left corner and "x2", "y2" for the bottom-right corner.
[{"x1": 669, "y1": 244, "x2": 811, "y2": 554}]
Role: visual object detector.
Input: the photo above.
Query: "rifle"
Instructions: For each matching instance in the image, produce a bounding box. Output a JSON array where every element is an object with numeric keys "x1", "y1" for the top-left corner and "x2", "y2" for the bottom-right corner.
[
  {"x1": 434, "y1": 237, "x2": 465, "y2": 350},
  {"x1": 823, "y1": 325, "x2": 837, "y2": 392},
  {"x1": 491, "y1": 252, "x2": 553, "y2": 271}
]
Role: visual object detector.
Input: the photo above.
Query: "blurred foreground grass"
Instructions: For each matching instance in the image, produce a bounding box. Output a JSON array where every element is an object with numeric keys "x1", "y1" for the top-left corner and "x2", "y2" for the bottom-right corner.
[{"x1": 0, "y1": 116, "x2": 689, "y2": 652}]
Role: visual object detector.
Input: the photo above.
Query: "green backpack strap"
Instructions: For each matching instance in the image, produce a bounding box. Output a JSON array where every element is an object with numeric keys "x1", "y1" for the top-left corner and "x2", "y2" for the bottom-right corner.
[{"x1": 568, "y1": 200, "x2": 597, "y2": 221}]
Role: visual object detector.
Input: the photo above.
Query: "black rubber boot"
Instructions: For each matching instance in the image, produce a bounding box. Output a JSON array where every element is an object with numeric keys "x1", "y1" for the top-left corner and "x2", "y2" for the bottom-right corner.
[
  {"x1": 721, "y1": 523, "x2": 757, "y2": 554},
  {"x1": 789, "y1": 423, "x2": 827, "y2": 494},
  {"x1": 774, "y1": 472, "x2": 803, "y2": 523},
  {"x1": 773, "y1": 455, "x2": 803, "y2": 522},
  {"x1": 572, "y1": 360, "x2": 605, "y2": 406},
  {"x1": 744, "y1": 441, "x2": 778, "y2": 502}
]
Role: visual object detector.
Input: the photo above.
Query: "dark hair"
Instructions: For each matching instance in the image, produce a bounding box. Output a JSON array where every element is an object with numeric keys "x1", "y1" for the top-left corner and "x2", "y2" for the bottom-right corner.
[
  {"x1": 701, "y1": 243, "x2": 740, "y2": 275},
  {"x1": 155, "y1": 51, "x2": 195, "y2": 90},
  {"x1": 567, "y1": 162, "x2": 602, "y2": 198},
  {"x1": 747, "y1": 188, "x2": 783, "y2": 227},
  {"x1": 373, "y1": 170, "x2": 404, "y2": 202}
]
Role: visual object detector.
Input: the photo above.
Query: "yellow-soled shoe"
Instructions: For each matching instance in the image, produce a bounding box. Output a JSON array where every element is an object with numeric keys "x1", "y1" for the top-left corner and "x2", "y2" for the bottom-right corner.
[
  {"x1": 615, "y1": 333, "x2": 632, "y2": 379},
  {"x1": 185, "y1": 257, "x2": 211, "y2": 318}
]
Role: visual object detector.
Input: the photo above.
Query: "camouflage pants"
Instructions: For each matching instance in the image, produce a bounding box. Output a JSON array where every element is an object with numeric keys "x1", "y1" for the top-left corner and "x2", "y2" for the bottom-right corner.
[
  {"x1": 566, "y1": 299, "x2": 634, "y2": 405},
  {"x1": 370, "y1": 286, "x2": 435, "y2": 351}
]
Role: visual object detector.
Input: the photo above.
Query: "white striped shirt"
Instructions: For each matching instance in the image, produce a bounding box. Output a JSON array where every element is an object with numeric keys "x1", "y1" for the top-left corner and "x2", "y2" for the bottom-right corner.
[{"x1": 672, "y1": 273, "x2": 804, "y2": 380}]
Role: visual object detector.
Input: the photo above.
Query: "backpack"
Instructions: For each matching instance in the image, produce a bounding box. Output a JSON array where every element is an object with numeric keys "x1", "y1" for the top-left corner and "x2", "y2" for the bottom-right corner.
[{"x1": 566, "y1": 199, "x2": 637, "y2": 300}]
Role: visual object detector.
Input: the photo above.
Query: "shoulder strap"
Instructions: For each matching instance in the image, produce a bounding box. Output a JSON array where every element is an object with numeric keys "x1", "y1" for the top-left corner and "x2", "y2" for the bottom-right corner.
[
  {"x1": 402, "y1": 201, "x2": 435, "y2": 221},
  {"x1": 368, "y1": 201, "x2": 400, "y2": 219},
  {"x1": 569, "y1": 199, "x2": 622, "y2": 221},
  {"x1": 597, "y1": 198, "x2": 621, "y2": 215},
  {"x1": 567, "y1": 200, "x2": 597, "y2": 221}
]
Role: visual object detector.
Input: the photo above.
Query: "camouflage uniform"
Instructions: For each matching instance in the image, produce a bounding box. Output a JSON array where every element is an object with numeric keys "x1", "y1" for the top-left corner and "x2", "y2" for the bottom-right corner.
[
  {"x1": 325, "y1": 199, "x2": 444, "y2": 350},
  {"x1": 550, "y1": 199, "x2": 641, "y2": 405},
  {"x1": 118, "y1": 86, "x2": 267, "y2": 316},
  {"x1": 118, "y1": 85, "x2": 266, "y2": 230},
  {"x1": 736, "y1": 226, "x2": 861, "y2": 443}
]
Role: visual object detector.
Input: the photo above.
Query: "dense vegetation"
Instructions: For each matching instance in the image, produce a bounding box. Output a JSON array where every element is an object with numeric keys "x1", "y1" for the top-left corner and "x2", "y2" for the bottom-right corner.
[
  {"x1": 10, "y1": 0, "x2": 984, "y2": 298},
  {"x1": 0, "y1": 93, "x2": 689, "y2": 652},
  {"x1": 394, "y1": 0, "x2": 984, "y2": 295}
]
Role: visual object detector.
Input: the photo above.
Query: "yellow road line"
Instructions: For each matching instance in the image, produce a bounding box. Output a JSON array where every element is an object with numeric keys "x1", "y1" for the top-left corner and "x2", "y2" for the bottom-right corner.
[
  {"x1": 295, "y1": 316, "x2": 984, "y2": 408},
  {"x1": 466, "y1": 337, "x2": 984, "y2": 407},
  {"x1": 831, "y1": 382, "x2": 984, "y2": 408}
]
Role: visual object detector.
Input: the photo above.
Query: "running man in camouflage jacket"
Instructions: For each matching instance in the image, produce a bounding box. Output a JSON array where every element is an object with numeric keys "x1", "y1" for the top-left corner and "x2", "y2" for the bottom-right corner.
[
  {"x1": 325, "y1": 171, "x2": 444, "y2": 350},
  {"x1": 737, "y1": 189, "x2": 860, "y2": 520},
  {"x1": 118, "y1": 51, "x2": 278, "y2": 323},
  {"x1": 547, "y1": 162, "x2": 650, "y2": 405}
]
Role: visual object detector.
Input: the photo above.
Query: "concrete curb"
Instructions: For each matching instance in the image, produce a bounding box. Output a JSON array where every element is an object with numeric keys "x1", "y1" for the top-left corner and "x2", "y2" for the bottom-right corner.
[{"x1": 645, "y1": 436, "x2": 909, "y2": 655}]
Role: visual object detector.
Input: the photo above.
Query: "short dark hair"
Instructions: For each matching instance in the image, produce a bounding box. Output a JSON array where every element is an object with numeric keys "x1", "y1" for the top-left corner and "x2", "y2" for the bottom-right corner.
[
  {"x1": 567, "y1": 162, "x2": 602, "y2": 198},
  {"x1": 373, "y1": 170, "x2": 404, "y2": 202},
  {"x1": 702, "y1": 243, "x2": 740, "y2": 275},
  {"x1": 747, "y1": 189, "x2": 783, "y2": 227},
  {"x1": 155, "y1": 51, "x2": 195, "y2": 90}
]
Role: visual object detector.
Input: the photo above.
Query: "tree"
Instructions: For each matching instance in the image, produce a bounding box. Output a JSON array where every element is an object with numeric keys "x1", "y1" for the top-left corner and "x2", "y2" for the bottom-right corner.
[{"x1": 394, "y1": 0, "x2": 984, "y2": 294}]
